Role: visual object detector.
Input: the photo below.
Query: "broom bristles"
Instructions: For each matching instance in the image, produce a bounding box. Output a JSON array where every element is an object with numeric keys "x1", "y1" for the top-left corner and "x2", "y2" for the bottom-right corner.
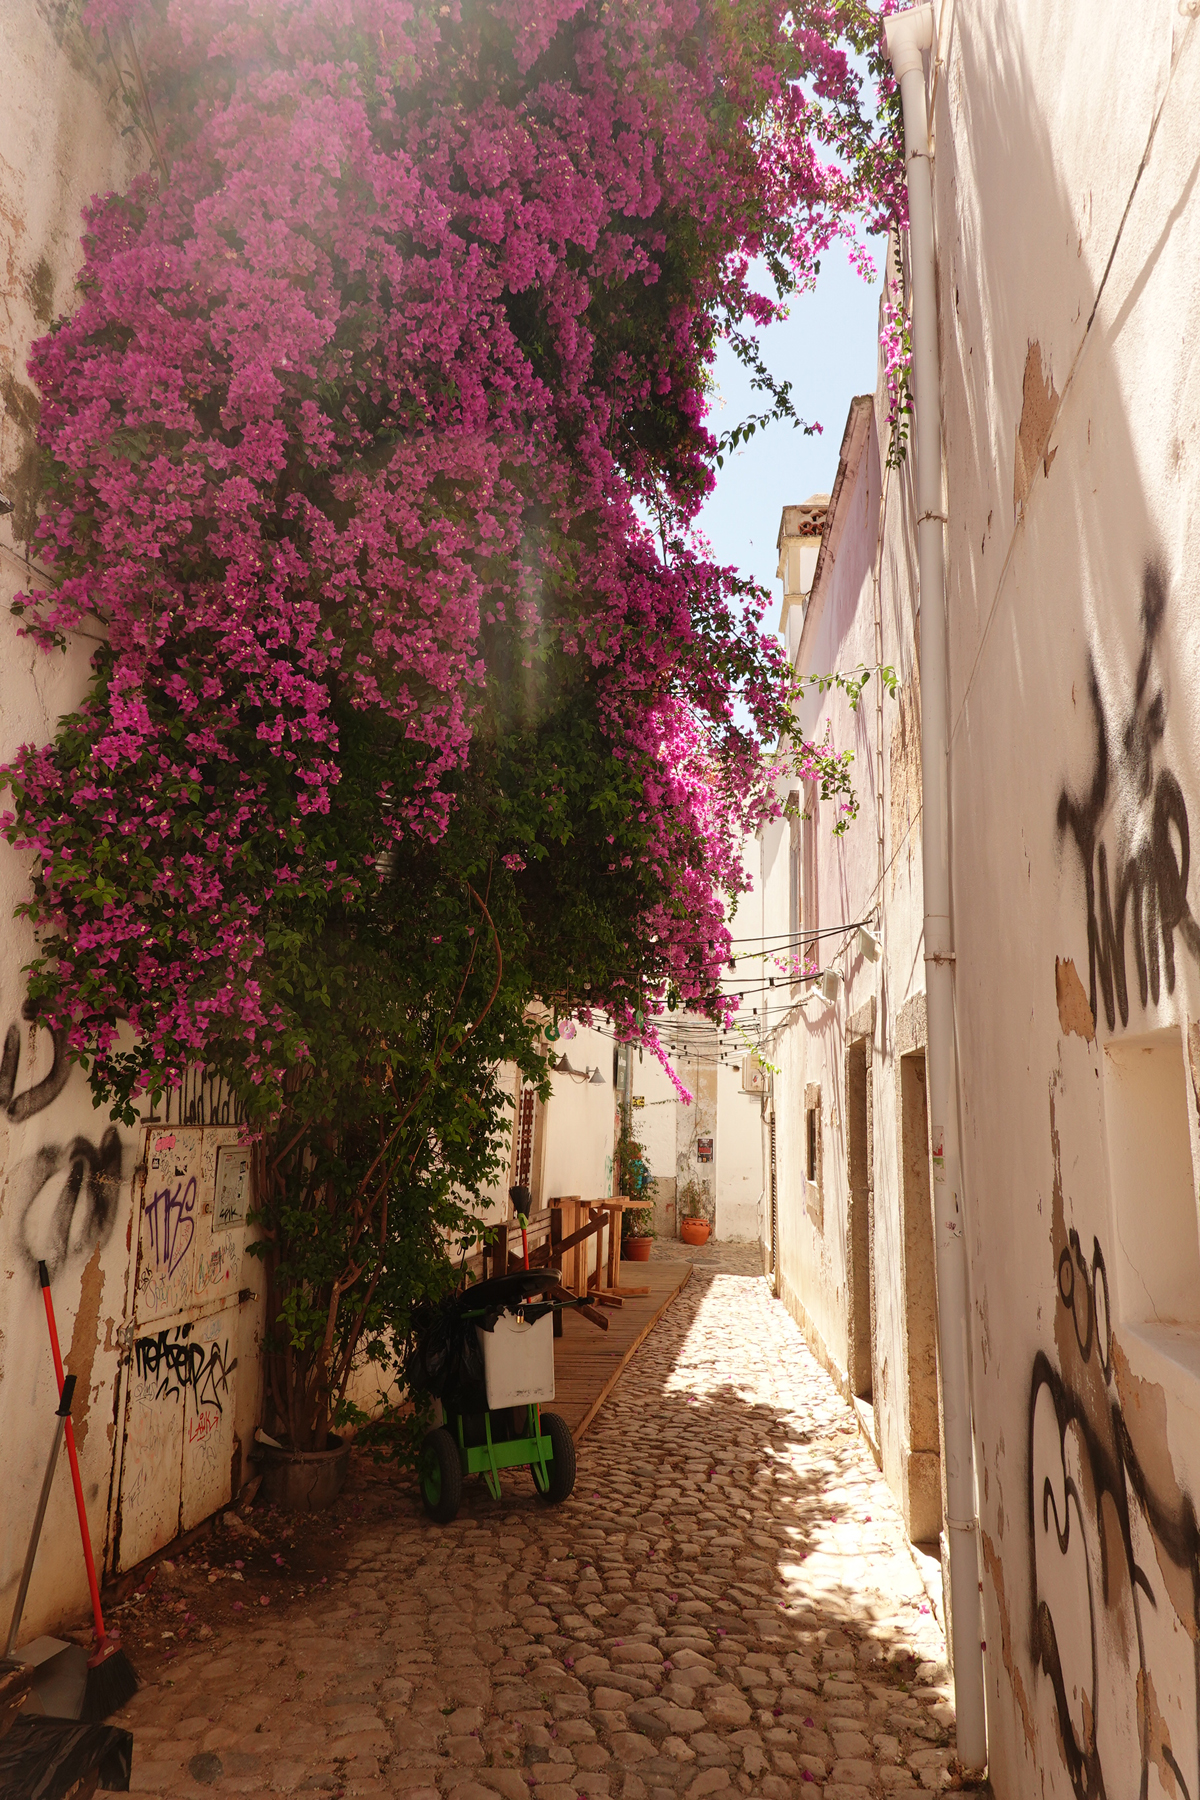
[{"x1": 80, "y1": 1645, "x2": 138, "y2": 1722}]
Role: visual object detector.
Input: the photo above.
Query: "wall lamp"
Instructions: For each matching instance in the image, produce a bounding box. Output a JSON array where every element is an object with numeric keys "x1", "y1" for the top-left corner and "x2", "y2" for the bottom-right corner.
[{"x1": 554, "y1": 1054, "x2": 606, "y2": 1085}]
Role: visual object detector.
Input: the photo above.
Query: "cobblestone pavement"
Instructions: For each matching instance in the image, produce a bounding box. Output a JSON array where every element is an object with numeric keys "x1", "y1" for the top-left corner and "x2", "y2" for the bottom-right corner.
[{"x1": 117, "y1": 1243, "x2": 976, "y2": 1800}]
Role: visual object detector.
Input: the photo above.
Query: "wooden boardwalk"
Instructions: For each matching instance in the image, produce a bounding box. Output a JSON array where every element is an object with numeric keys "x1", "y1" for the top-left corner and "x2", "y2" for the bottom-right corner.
[{"x1": 551, "y1": 1259, "x2": 693, "y2": 1442}]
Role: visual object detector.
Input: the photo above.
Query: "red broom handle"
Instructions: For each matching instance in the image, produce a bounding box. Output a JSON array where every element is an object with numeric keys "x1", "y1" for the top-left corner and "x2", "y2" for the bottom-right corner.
[{"x1": 38, "y1": 1263, "x2": 109, "y2": 1646}]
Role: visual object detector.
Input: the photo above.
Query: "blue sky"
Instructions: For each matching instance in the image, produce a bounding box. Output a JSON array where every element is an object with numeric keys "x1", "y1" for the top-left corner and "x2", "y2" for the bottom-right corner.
[{"x1": 693, "y1": 237, "x2": 886, "y2": 618}]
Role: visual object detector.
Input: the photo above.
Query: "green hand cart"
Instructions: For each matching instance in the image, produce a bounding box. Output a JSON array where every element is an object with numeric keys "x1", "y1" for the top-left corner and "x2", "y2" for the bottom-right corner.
[{"x1": 414, "y1": 1268, "x2": 577, "y2": 1523}]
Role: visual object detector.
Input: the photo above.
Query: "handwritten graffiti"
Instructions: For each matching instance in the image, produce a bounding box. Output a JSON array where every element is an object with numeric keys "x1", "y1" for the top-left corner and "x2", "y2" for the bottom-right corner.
[
  {"x1": 1057, "y1": 566, "x2": 1200, "y2": 1031},
  {"x1": 187, "y1": 1410, "x2": 221, "y2": 1447},
  {"x1": 133, "y1": 1323, "x2": 237, "y2": 1414},
  {"x1": 0, "y1": 996, "x2": 70, "y2": 1123},
  {"x1": 1029, "y1": 1223, "x2": 1200, "y2": 1799},
  {"x1": 15, "y1": 1129, "x2": 124, "y2": 1284},
  {"x1": 155, "y1": 1068, "x2": 246, "y2": 1128},
  {"x1": 195, "y1": 1242, "x2": 231, "y2": 1294},
  {"x1": 145, "y1": 1176, "x2": 197, "y2": 1277}
]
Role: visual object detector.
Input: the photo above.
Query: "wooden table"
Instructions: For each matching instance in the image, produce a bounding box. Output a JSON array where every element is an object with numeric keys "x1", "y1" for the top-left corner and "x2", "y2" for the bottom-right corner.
[{"x1": 549, "y1": 1196, "x2": 654, "y2": 1299}]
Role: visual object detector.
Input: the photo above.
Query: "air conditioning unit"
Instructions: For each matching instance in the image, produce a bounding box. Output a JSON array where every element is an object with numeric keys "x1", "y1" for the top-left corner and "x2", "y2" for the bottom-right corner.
[{"x1": 741, "y1": 1054, "x2": 766, "y2": 1094}]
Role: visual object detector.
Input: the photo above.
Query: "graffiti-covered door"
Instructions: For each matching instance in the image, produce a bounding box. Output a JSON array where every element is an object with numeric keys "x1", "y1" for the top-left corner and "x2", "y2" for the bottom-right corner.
[{"x1": 113, "y1": 1125, "x2": 254, "y2": 1571}]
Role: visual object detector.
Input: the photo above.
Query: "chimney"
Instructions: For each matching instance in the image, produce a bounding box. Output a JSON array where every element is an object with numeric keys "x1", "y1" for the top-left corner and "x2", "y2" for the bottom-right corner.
[{"x1": 776, "y1": 495, "x2": 829, "y2": 658}]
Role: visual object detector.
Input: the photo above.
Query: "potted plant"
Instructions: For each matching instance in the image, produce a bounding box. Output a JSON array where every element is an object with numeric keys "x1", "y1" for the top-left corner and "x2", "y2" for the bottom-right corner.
[
  {"x1": 622, "y1": 1207, "x2": 655, "y2": 1262},
  {"x1": 615, "y1": 1120, "x2": 655, "y2": 1260},
  {"x1": 678, "y1": 1177, "x2": 712, "y2": 1246}
]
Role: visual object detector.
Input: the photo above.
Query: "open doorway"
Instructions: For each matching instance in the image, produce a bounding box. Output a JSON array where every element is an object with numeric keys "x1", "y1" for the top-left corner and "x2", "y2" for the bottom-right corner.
[
  {"x1": 900, "y1": 1049, "x2": 942, "y2": 1542},
  {"x1": 845, "y1": 1036, "x2": 875, "y2": 1403},
  {"x1": 767, "y1": 1112, "x2": 778, "y2": 1287}
]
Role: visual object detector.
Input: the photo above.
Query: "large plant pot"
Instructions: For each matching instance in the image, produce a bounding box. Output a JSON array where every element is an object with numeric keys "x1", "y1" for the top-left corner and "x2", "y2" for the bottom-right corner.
[
  {"x1": 623, "y1": 1237, "x2": 653, "y2": 1262},
  {"x1": 254, "y1": 1435, "x2": 351, "y2": 1511},
  {"x1": 680, "y1": 1218, "x2": 711, "y2": 1246}
]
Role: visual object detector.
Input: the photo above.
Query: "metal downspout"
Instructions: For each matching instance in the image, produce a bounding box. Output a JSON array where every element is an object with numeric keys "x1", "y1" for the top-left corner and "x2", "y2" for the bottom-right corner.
[{"x1": 884, "y1": 4, "x2": 987, "y2": 1774}]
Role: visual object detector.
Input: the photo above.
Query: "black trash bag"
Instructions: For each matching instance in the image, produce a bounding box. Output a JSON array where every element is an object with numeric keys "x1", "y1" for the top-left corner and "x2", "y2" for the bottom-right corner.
[
  {"x1": 405, "y1": 1294, "x2": 488, "y2": 1411},
  {"x1": 404, "y1": 1270, "x2": 563, "y2": 1412}
]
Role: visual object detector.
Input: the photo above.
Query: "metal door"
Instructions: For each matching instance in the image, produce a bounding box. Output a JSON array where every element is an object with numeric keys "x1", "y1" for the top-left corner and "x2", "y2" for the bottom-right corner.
[{"x1": 112, "y1": 1125, "x2": 254, "y2": 1571}]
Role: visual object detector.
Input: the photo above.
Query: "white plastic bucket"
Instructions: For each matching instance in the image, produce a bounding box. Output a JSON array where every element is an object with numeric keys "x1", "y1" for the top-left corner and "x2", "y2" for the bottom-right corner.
[{"x1": 476, "y1": 1308, "x2": 555, "y2": 1408}]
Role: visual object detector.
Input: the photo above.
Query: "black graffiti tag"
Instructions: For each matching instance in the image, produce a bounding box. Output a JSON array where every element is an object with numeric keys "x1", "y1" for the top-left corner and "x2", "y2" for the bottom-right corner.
[
  {"x1": 1030, "y1": 1227, "x2": 1200, "y2": 1800},
  {"x1": 1057, "y1": 565, "x2": 1200, "y2": 1032},
  {"x1": 16, "y1": 1129, "x2": 124, "y2": 1285},
  {"x1": 133, "y1": 1323, "x2": 237, "y2": 1414},
  {"x1": 157, "y1": 1067, "x2": 247, "y2": 1128},
  {"x1": 0, "y1": 996, "x2": 70, "y2": 1123}
]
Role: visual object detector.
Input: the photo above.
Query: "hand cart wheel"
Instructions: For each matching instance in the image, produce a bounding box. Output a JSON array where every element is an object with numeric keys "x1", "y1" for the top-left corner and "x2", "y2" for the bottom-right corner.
[
  {"x1": 533, "y1": 1411, "x2": 576, "y2": 1504},
  {"x1": 419, "y1": 1425, "x2": 463, "y2": 1523}
]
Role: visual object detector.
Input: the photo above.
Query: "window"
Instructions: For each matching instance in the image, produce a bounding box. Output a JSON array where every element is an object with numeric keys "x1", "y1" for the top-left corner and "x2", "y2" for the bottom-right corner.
[
  {"x1": 515, "y1": 1086, "x2": 536, "y2": 1191},
  {"x1": 804, "y1": 1082, "x2": 822, "y2": 1230},
  {"x1": 1103, "y1": 1027, "x2": 1200, "y2": 1331}
]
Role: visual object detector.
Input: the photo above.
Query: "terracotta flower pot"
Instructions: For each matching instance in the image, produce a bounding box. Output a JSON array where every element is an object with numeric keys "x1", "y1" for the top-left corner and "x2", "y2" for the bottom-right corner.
[
  {"x1": 623, "y1": 1236, "x2": 653, "y2": 1262},
  {"x1": 680, "y1": 1217, "x2": 711, "y2": 1246},
  {"x1": 254, "y1": 1435, "x2": 351, "y2": 1511}
]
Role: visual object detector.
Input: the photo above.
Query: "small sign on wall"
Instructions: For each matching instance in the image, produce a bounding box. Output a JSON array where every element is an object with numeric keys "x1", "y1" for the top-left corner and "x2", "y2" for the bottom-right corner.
[
  {"x1": 696, "y1": 1137, "x2": 714, "y2": 1164},
  {"x1": 632, "y1": 1095, "x2": 645, "y2": 1108},
  {"x1": 214, "y1": 1144, "x2": 251, "y2": 1228}
]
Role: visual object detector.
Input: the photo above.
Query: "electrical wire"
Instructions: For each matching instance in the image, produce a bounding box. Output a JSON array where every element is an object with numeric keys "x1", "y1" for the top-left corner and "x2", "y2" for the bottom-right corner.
[{"x1": 727, "y1": 913, "x2": 876, "y2": 948}]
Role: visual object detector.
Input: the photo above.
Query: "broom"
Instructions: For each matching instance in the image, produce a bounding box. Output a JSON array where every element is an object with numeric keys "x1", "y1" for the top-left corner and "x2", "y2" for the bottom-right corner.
[{"x1": 37, "y1": 1260, "x2": 139, "y2": 1720}]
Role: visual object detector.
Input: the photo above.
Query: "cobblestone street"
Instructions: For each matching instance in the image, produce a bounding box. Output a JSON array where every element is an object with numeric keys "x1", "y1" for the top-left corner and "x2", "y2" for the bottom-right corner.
[{"x1": 118, "y1": 1245, "x2": 972, "y2": 1800}]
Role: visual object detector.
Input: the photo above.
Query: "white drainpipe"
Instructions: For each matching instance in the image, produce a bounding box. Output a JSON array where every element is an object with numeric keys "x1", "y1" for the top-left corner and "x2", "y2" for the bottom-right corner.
[{"x1": 884, "y1": 4, "x2": 987, "y2": 1774}]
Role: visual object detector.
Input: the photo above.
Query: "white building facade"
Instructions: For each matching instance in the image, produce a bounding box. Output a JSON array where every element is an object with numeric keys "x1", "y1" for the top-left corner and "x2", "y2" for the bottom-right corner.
[{"x1": 762, "y1": 5, "x2": 1200, "y2": 1792}]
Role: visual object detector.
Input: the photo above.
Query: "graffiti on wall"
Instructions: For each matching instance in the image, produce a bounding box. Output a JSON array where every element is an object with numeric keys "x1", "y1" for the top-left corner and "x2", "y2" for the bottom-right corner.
[
  {"x1": 14, "y1": 1130, "x2": 123, "y2": 1284},
  {"x1": 0, "y1": 997, "x2": 70, "y2": 1122},
  {"x1": 155, "y1": 1067, "x2": 246, "y2": 1127},
  {"x1": 133, "y1": 1322, "x2": 236, "y2": 1415},
  {"x1": 1029, "y1": 1111, "x2": 1200, "y2": 1798},
  {"x1": 1, "y1": 990, "x2": 125, "y2": 1282},
  {"x1": 1057, "y1": 566, "x2": 1200, "y2": 1033},
  {"x1": 144, "y1": 1176, "x2": 197, "y2": 1278}
]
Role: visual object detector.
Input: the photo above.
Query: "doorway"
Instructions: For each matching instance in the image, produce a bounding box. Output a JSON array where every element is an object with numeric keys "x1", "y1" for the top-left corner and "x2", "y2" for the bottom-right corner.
[
  {"x1": 111, "y1": 1124, "x2": 256, "y2": 1573},
  {"x1": 768, "y1": 1112, "x2": 778, "y2": 1285},
  {"x1": 845, "y1": 1036, "x2": 874, "y2": 1402},
  {"x1": 900, "y1": 1049, "x2": 942, "y2": 1541}
]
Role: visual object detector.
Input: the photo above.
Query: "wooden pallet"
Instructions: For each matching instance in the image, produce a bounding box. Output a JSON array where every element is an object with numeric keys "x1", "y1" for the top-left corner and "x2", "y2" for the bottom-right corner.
[{"x1": 549, "y1": 1259, "x2": 693, "y2": 1442}]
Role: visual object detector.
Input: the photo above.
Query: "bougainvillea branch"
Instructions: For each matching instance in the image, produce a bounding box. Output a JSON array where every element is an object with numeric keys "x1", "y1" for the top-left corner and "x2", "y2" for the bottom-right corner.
[{"x1": 1, "y1": 0, "x2": 902, "y2": 1115}]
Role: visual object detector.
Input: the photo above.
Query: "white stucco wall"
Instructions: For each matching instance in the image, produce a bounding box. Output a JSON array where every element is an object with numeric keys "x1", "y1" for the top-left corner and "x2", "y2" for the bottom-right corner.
[
  {"x1": 0, "y1": 2, "x2": 150, "y2": 1643},
  {"x1": 786, "y1": 6, "x2": 1200, "y2": 1794},
  {"x1": 714, "y1": 1064, "x2": 761, "y2": 1241},
  {"x1": 752, "y1": 311, "x2": 956, "y2": 1564},
  {"x1": 539, "y1": 1023, "x2": 616, "y2": 1205},
  {"x1": 928, "y1": 7, "x2": 1200, "y2": 1795}
]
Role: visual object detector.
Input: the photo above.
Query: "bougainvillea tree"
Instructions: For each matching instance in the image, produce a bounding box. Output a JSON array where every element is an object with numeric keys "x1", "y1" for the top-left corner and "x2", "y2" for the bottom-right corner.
[{"x1": 2, "y1": 0, "x2": 901, "y2": 1442}]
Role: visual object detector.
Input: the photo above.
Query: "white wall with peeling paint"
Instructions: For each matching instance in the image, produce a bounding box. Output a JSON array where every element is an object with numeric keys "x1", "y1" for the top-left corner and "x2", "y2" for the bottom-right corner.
[
  {"x1": 765, "y1": 5, "x2": 1200, "y2": 1794},
  {"x1": 0, "y1": 1, "x2": 154, "y2": 1649},
  {"x1": 0, "y1": 5, "x2": 274, "y2": 1646},
  {"x1": 758, "y1": 379, "x2": 938, "y2": 1549},
  {"x1": 932, "y1": 5, "x2": 1200, "y2": 1795}
]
